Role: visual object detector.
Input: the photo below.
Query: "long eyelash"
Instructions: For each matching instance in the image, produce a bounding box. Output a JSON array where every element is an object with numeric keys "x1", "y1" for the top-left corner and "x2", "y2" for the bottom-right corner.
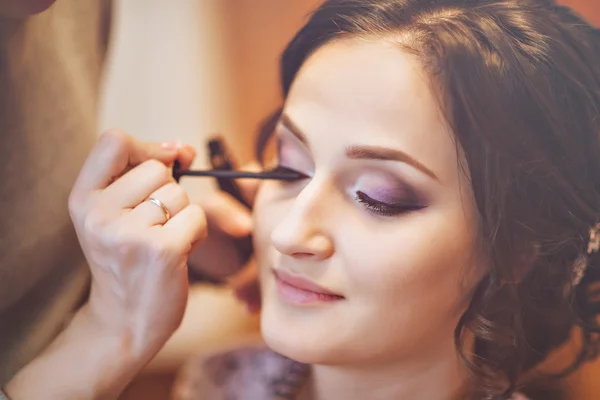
[
  {"x1": 269, "y1": 165, "x2": 297, "y2": 174},
  {"x1": 355, "y1": 191, "x2": 423, "y2": 217},
  {"x1": 267, "y1": 165, "x2": 309, "y2": 181}
]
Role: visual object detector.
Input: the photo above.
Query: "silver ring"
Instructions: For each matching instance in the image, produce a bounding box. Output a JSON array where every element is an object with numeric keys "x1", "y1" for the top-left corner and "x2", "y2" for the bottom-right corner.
[{"x1": 147, "y1": 197, "x2": 171, "y2": 223}]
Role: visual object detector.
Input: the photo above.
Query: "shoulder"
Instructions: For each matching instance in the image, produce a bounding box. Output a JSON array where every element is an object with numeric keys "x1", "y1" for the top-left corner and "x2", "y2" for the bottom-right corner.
[{"x1": 172, "y1": 345, "x2": 310, "y2": 400}]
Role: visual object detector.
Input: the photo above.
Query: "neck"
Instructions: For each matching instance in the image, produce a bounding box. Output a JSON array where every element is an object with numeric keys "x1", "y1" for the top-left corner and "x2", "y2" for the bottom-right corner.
[{"x1": 302, "y1": 343, "x2": 468, "y2": 400}]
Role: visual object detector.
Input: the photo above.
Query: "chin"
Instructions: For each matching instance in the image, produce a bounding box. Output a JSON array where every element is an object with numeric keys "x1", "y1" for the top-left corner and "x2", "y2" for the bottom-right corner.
[
  {"x1": 261, "y1": 313, "x2": 333, "y2": 365},
  {"x1": 260, "y1": 288, "x2": 348, "y2": 365}
]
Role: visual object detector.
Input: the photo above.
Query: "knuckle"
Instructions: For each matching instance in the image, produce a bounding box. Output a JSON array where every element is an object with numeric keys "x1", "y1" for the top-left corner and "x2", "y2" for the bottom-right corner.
[
  {"x1": 141, "y1": 158, "x2": 163, "y2": 171},
  {"x1": 68, "y1": 192, "x2": 84, "y2": 220},
  {"x1": 170, "y1": 183, "x2": 190, "y2": 206},
  {"x1": 188, "y1": 204, "x2": 208, "y2": 235},
  {"x1": 97, "y1": 129, "x2": 131, "y2": 165},
  {"x1": 109, "y1": 225, "x2": 148, "y2": 258},
  {"x1": 99, "y1": 129, "x2": 129, "y2": 151},
  {"x1": 113, "y1": 232, "x2": 139, "y2": 258},
  {"x1": 82, "y1": 210, "x2": 111, "y2": 241},
  {"x1": 150, "y1": 239, "x2": 181, "y2": 263},
  {"x1": 188, "y1": 203, "x2": 207, "y2": 223},
  {"x1": 99, "y1": 128, "x2": 127, "y2": 144},
  {"x1": 81, "y1": 212, "x2": 142, "y2": 258},
  {"x1": 141, "y1": 159, "x2": 170, "y2": 183}
]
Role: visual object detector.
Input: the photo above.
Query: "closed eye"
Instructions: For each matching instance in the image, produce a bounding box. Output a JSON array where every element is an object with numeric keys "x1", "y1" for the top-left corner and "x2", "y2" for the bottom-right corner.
[
  {"x1": 268, "y1": 165, "x2": 310, "y2": 182},
  {"x1": 355, "y1": 191, "x2": 425, "y2": 217}
]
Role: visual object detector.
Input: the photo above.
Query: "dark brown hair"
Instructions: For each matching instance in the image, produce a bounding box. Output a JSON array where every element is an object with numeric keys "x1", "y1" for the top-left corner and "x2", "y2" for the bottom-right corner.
[{"x1": 256, "y1": 0, "x2": 600, "y2": 398}]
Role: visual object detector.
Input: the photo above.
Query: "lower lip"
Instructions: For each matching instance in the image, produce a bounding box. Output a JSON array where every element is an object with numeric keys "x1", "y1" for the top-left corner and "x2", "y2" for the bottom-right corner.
[{"x1": 274, "y1": 274, "x2": 344, "y2": 305}]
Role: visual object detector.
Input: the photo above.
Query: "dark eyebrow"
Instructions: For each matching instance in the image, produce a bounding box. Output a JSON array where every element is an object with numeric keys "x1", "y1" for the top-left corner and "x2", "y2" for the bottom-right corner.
[
  {"x1": 346, "y1": 146, "x2": 439, "y2": 181},
  {"x1": 280, "y1": 113, "x2": 438, "y2": 181}
]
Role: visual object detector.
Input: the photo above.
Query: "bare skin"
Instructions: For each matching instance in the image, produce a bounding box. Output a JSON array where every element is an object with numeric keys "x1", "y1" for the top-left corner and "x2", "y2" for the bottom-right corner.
[
  {"x1": 254, "y1": 39, "x2": 481, "y2": 400},
  {"x1": 5, "y1": 130, "x2": 256, "y2": 399}
]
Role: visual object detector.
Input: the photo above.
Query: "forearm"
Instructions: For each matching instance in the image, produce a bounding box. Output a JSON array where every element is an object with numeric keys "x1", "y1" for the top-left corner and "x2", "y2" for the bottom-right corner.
[{"x1": 4, "y1": 306, "x2": 149, "y2": 400}]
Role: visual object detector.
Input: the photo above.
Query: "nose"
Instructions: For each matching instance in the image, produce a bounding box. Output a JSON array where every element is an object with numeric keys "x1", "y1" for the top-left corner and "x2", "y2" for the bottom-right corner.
[{"x1": 270, "y1": 180, "x2": 335, "y2": 261}]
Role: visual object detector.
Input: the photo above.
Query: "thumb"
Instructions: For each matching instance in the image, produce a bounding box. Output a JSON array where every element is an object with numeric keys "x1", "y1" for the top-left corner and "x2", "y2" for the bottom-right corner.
[
  {"x1": 201, "y1": 191, "x2": 253, "y2": 238},
  {"x1": 230, "y1": 262, "x2": 261, "y2": 314}
]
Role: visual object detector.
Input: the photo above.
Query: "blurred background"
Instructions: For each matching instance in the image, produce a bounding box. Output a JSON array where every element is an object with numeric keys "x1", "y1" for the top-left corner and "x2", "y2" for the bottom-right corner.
[{"x1": 95, "y1": 1, "x2": 600, "y2": 399}]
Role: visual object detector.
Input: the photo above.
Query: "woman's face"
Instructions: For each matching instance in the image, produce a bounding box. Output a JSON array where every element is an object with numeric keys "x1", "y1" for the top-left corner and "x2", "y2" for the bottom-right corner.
[{"x1": 254, "y1": 38, "x2": 482, "y2": 367}]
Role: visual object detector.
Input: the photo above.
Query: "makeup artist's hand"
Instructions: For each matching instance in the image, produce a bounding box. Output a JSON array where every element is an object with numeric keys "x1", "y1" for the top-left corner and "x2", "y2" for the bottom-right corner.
[
  {"x1": 230, "y1": 260, "x2": 261, "y2": 313},
  {"x1": 5, "y1": 129, "x2": 207, "y2": 400},
  {"x1": 70, "y1": 129, "x2": 206, "y2": 348},
  {"x1": 187, "y1": 162, "x2": 261, "y2": 312}
]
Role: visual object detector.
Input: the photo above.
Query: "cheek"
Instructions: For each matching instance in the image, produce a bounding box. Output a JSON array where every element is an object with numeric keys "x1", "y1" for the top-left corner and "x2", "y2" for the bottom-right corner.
[{"x1": 342, "y1": 211, "x2": 479, "y2": 318}]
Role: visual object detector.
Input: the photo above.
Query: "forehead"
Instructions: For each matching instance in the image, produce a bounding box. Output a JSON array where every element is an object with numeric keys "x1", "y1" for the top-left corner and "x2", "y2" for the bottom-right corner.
[
  {"x1": 284, "y1": 38, "x2": 459, "y2": 185},
  {"x1": 289, "y1": 38, "x2": 430, "y2": 117}
]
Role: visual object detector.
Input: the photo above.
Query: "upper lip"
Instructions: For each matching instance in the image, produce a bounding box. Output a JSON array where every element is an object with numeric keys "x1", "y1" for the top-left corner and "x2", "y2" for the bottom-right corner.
[{"x1": 273, "y1": 269, "x2": 343, "y2": 297}]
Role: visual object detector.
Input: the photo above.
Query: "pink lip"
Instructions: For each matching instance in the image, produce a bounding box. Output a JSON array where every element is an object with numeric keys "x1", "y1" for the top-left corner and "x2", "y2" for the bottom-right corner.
[{"x1": 273, "y1": 269, "x2": 344, "y2": 305}]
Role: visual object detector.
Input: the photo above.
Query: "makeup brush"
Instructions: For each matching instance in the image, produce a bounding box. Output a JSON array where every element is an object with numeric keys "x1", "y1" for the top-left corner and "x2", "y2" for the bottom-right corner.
[
  {"x1": 172, "y1": 167, "x2": 304, "y2": 182},
  {"x1": 172, "y1": 138, "x2": 305, "y2": 277}
]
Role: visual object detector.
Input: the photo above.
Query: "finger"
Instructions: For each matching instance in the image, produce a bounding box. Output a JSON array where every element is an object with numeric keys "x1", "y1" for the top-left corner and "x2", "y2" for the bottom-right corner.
[
  {"x1": 162, "y1": 204, "x2": 208, "y2": 249},
  {"x1": 229, "y1": 260, "x2": 258, "y2": 287},
  {"x1": 235, "y1": 161, "x2": 262, "y2": 206},
  {"x1": 177, "y1": 144, "x2": 197, "y2": 170},
  {"x1": 102, "y1": 159, "x2": 172, "y2": 209},
  {"x1": 128, "y1": 182, "x2": 190, "y2": 226},
  {"x1": 231, "y1": 262, "x2": 261, "y2": 313},
  {"x1": 73, "y1": 129, "x2": 180, "y2": 195},
  {"x1": 235, "y1": 280, "x2": 261, "y2": 314},
  {"x1": 202, "y1": 192, "x2": 253, "y2": 238},
  {"x1": 136, "y1": 142, "x2": 196, "y2": 170}
]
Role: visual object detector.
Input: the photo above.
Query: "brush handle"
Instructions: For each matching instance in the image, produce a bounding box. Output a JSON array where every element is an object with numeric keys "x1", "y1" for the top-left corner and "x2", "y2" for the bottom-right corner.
[{"x1": 174, "y1": 169, "x2": 303, "y2": 181}]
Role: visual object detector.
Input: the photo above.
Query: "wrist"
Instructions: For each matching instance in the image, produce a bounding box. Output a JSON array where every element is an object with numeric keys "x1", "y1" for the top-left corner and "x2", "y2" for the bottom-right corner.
[
  {"x1": 84, "y1": 286, "x2": 178, "y2": 361},
  {"x1": 5, "y1": 306, "x2": 148, "y2": 400},
  {"x1": 66, "y1": 306, "x2": 142, "y2": 397}
]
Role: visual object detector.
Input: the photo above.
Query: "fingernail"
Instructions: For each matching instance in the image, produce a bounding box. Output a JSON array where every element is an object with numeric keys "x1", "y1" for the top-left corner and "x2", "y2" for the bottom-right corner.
[{"x1": 161, "y1": 141, "x2": 178, "y2": 150}]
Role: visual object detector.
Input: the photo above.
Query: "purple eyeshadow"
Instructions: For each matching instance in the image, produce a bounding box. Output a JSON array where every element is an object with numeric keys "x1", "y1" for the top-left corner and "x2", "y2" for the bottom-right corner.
[
  {"x1": 361, "y1": 184, "x2": 422, "y2": 206},
  {"x1": 366, "y1": 187, "x2": 403, "y2": 203}
]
